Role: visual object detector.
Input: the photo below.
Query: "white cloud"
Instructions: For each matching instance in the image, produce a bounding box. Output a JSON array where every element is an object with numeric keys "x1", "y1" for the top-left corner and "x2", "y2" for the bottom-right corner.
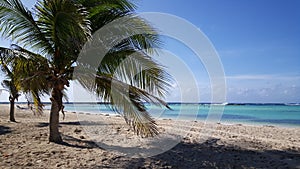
[
  {"x1": 227, "y1": 83, "x2": 300, "y2": 103},
  {"x1": 226, "y1": 74, "x2": 300, "y2": 81}
]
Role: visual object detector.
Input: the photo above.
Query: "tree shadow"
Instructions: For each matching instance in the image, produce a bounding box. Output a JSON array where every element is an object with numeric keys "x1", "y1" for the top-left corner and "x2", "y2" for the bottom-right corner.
[
  {"x1": 42, "y1": 130, "x2": 300, "y2": 168},
  {"x1": 92, "y1": 135, "x2": 182, "y2": 158},
  {"x1": 58, "y1": 134, "x2": 103, "y2": 149},
  {"x1": 0, "y1": 125, "x2": 12, "y2": 135},
  {"x1": 105, "y1": 138, "x2": 300, "y2": 169},
  {"x1": 35, "y1": 121, "x2": 106, "y2": 127},
  {"x1": 35, "y1": 122, "x2": 49, "y2": 127},
  {"x1": 35, "y1": 122, "x2": 80, "y2": 127}
]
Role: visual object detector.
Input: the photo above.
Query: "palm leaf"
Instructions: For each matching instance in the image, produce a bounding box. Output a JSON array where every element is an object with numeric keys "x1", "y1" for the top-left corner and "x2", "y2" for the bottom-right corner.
[
  {"x1": 77, "y1": 0, "x2": 136, "y2": 31},
  {"x1": 97, "y1": 50, "x2": 172, "y2": 97},
  {"x1": 35, "y1": 0, "x2": 91, "y2": 68},
  {"x1": 75, "y1": 72, "x2": 159, "y2": 137},
  {"x1": 1, "y1": 79, "x2": 10, "y2": 90},
  {"x1": 75, "y1": 60, "x2": 171, "y2": 137},
  {"x1": 1, "y1": 0, "x2": 173, "y2": 138},
  {"x1": 0, "y1": 45, "x2": 47, "y2": 115},
  {"x1": 0, "y1": 47, "x2": 14, "y2": 78},
  {"x1": 12, "y1": 49, "x2": 51, "y2": 95},
  {"x1": 0, "y1": 46, "x2": 20, "y2": 102},
  {"x1": 0, "y1": 0, "x2": 54, "y2": 55},
  {"x1": 23, "y1": 92, "x2": 43, "y2": 115},
  {"x1": 73, "y1": 3, "x2": 172, "y2": 136}
]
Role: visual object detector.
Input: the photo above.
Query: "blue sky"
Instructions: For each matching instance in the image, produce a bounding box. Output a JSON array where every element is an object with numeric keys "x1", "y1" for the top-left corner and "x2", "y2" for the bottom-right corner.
[
  {"x1": 1, "y1": 0, "x2": 300, "y2": 103},
  {"x1": 137, "y1": 0, "x2": 300, "y2": 103}
]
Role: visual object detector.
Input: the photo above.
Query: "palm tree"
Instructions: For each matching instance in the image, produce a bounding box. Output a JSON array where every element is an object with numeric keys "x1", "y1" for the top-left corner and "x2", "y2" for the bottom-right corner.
[
  {"x1": 0, "y1": 51, "x2": 20, "y2": 122},
  {"x1": 0, "y1": 0, "x2": 171, "y2": 143}
]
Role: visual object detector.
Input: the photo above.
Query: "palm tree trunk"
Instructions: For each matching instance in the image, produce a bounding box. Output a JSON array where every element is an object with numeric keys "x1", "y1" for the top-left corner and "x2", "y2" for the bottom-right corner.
[
  {"x1": 9, "y1": 97, "x2": 16, "y2": 122},
  {"x1": 49, "y1": 87, "x2": 63, "y2": 143}
]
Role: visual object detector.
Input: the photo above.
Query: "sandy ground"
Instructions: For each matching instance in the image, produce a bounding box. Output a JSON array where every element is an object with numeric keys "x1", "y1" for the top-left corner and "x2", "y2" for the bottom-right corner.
[{"x1": 0, "y1": 104, "x2": 300, "y2": 169}]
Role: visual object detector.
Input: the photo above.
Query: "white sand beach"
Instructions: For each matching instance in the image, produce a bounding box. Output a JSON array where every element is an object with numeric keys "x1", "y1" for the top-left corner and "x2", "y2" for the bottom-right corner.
[{"x1": 0, "y1": 104, "x2": 300, "y2": 168}]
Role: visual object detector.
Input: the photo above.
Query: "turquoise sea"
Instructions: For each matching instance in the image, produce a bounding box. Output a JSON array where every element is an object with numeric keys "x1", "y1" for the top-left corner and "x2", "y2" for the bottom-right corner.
[{"x1": 60, "y1": 103, "x2": 300, "y2": 127}]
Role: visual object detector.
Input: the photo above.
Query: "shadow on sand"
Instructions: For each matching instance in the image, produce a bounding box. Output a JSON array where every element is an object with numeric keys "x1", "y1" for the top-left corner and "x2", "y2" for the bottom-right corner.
[
  {"x1": 114, "y1": 139, "x2": 300, "y2": 168},
  {"x1": 57, "y1": 134, "x2": 102, "y2": 149},
  {"x1": 0, "y1": 125, "x2": 12, "y2": 135},
  {"x1": 58, "y1": 134, "x2": 300, "y2": 168},
  {"x1": 35, "y1": 121, "x2": 106, "y2": 128},
  {"x1": 32, "y1": 119, "x2": 300, "y2": 168}
]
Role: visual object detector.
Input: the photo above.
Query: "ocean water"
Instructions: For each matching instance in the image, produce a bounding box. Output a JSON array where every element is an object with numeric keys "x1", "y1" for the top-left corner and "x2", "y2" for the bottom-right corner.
[{"x1": 61, "y1": 103, "x2": 300, "y2": 127}]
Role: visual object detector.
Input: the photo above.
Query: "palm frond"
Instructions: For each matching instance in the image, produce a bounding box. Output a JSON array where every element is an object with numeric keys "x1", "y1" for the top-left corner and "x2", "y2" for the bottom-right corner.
[
  {"x1": 10, "y1": 45, "x2": 52, "y2": 98},
  {"x1": 110, "y1": 16, "x2": 163, "y2": 55},
  {"x1": 98, "y1": 50, "x2": 172, "y2": 97},
  {"x1": 1, "y1": 79, "x2": 10, "y2": 90},
  {"x1": 75, "y1": 61, "x2": 171, "y2": 136},
  {"x1": 32, "y1": 91, "x2": 44, "y2": 115},
  {"x1": 0, "y1": 47, "x2": 19, "y2": 97},
  {"x1": 78, "y1": 0, "x2": 161, "y2": 55},
  {"x1": 77, "y1": 0, "x2": 136, "y2": 11},
  {"x1": 76, "y1": 72, "x2": 166, "y2": 137},
  {"x1": 0, "y1": 0, "x2": 54, "y2": 55},
  {"x1": 24, "y1": 92, "x2": 43, "y2": 115},
  {"x1": 73, "y1": 3, "x2": 172, "y2": 137},
  {"x1": 1, "y1": 0, "x2": 172, "y2": 138},
  {"x1": 0, "y1": 47, "x2": 14, "y2": 78},
  {"x1": 76, "y1": 0, "x2": 136, "y2": 30},
  {"x1": 35, "y1": 0, "x2": 91, "y2": 68}
]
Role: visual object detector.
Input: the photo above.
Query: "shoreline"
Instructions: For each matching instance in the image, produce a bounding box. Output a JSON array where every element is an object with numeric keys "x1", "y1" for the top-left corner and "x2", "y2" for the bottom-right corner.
[
  {"x1": 66, "y1": 110, "x2": 300, "y2": 129},
  {"x1": 1, "y1": 103, "x2": 300, "y2": 129},
  {"x1": 3, "y1": 102, "x2": 300, "y2": 128},
  {"x1": 1, "y1": 105, "x2": 300, "y2": 168},
  {"x1": 51, "y1": 110, "x2": 300, "y2": 130}
]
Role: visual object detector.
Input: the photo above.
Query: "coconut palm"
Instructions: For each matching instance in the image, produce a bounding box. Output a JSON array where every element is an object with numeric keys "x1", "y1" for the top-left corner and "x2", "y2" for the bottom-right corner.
[
  {"x1": 1, "y1": 48, "x2": 42, "y2": 120},
  {"x1": 0, "y1": 52, "x2": 20, "y2": 122},
  {"x1": 0, "y1": 0, "x2": 171, "y2": 143}
]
